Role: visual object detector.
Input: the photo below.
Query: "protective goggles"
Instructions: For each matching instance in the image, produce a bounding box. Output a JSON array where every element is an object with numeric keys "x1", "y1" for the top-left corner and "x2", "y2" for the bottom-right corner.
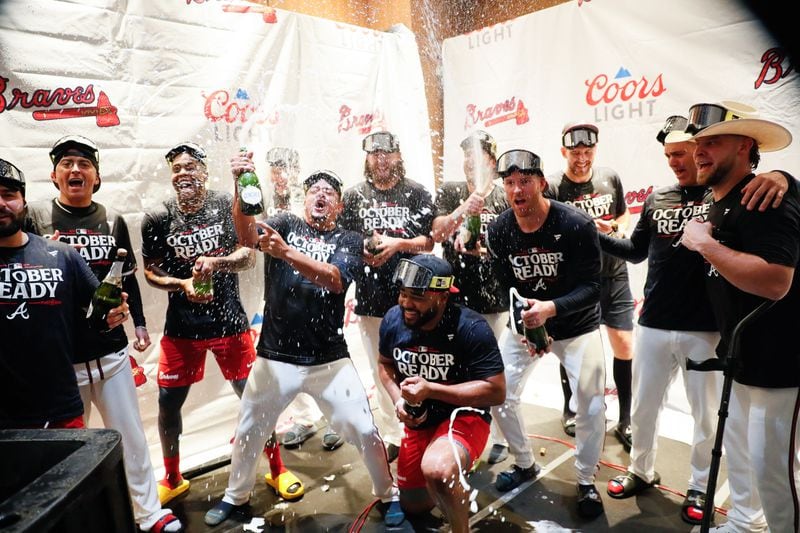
[
  {"x1": 496, "y1": 150, "x2": 543, "y2": 178},
  {"x1": 303, "y1": 170, "x2": 343, "y2": 194},
  {"x1": 562, "y1": 128, "x2": 598, "y2": 149},
  {"x1": 392, "y1": 259, "x2": 456, "y2": 294},
  {"x1": 165, "y1": 142, "x2": 207, "y2": 164},
  {"x1": 0, "y1": 158, "x2": 25, "y2": 191},
  {"x1": 686, "y1": 103, "x2": 742, "y2": 135},
  {"x1": 362, "y1": 132, "x2": 400, "y2": 153},
  {"x1": 656, "y1": 115, "x2": 689, "y2": 144},
  {"x1": 266, "y1": 147, "x2": 299, "y2": 168},
  {"x1": 49, "y1": 135, "x2": 100, "y2": 167},
  {"x1": 460, "y1": 130, "x2": 497, "y2": 158}
]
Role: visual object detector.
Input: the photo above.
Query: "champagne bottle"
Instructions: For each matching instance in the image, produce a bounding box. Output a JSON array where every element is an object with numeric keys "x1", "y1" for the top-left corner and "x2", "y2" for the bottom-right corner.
[
  {"x1": 237, "y1": 147, "x2": 264, "y2": 216},
  {"x1": 87, "y1": 248, "x2": 126, "y2": 331},
  {"x1": 510, "y1": 287, "x2": 549, "y2": 352},
  {"x1": 192, "y1": 264, "x2": 214, "y2": 298},
  {"x1": 365, "y1": 233, "x2": 382, "y2": 255},
  {"x1": 458, "y1": 213, "x2": 482, "y2": 250}
]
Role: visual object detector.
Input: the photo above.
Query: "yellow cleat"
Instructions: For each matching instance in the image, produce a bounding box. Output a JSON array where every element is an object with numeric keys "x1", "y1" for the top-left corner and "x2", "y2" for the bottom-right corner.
[
  {"x1": 264, "y1": 470, "x2": 304, "y2": 501},
  {"x1": 157, "y1": 478, "x2": 190, "y2": 505}
]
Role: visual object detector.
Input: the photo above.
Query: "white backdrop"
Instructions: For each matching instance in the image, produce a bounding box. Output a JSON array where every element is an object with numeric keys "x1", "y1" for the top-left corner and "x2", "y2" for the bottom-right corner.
[
  {"x1": 443, "y1": 0, "x2": 800, "y2": 305},
  {"x1": 0, "y1": 1, "x2": 433, "y2": 471}
]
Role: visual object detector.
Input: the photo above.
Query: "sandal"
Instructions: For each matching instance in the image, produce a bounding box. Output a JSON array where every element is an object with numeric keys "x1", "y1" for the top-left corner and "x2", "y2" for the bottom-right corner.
[
  {"x1": 148, "y1": 512, "x2": 183, "y2": 533},
  {"x1": 607, "y1": 471, "x2": 660, "y2": 499},
  {"x1": 265, "y1": 470, "x2": 304, "y2": 500},
  {"x1": 681, "y1": 489, "x2": 706, "y2": 525},
  {"x1": 204, "y1": 500, "x2": 250, "y2": 527},
  {"x1": 157, "y1": 478, "x2": 190, "y2": 505}
]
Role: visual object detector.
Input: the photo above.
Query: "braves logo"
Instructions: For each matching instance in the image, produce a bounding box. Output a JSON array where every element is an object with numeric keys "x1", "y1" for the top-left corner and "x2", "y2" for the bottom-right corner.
[
  {"x1": 6, "y1": 302, "x2": 30, "y2": 320},
  {"x1": 530, "y1": 278, "x2": 547, "y2": 292}
]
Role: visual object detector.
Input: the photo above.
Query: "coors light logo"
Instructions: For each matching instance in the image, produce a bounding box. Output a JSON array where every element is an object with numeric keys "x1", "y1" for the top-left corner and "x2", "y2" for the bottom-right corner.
[{"x1": 584, "y1": 67, "x2": 666, "y2": 123}]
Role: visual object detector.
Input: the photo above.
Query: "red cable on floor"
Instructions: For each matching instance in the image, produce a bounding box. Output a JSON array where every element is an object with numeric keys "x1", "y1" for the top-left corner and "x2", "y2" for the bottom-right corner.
[
  {"x1": 527, "y1": 432, "x2": 729, "y2": 516},
  {"x1": 349, "y1": 498, "x2": 380, "y2": 533}
]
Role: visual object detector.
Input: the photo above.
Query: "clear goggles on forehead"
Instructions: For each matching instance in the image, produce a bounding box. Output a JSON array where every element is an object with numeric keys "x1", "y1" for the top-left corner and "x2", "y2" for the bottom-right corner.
[
  {"x1": 392, "y1": 259, "x2": 454, "y2": 293},
  {"x1": 363, "y1": 132, "x2": 400, "y2": 153},
  {"x1": 49, "y1": 135, "x2": 100, "y2": 165},
  {"x1": 496, "y1": 150, "x2": 543, "y2": 177},
  {"x1": 656, "y1": 115, "x2": 689, "y2": 144},
  {"x1": 165, "y1": 142, "x2": 207, "y2": 163},
  {"x1": 562, "y1": 128, "x2": 598, "y2": 149},
  {"x1": 686, "y1": 104, "x2": 742, "y2": 135}
]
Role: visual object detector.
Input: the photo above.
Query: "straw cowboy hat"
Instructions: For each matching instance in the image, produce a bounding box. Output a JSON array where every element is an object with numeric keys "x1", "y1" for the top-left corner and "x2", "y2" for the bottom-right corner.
[{"x1": 687, "y1": 101, "x2": 792, "y2": 152}]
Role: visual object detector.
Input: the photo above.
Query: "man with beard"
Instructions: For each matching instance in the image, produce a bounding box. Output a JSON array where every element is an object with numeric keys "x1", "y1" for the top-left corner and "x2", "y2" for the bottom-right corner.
[
  {"x1": 487, "y1": 149, "x2": 606, "y2": 518},
  {"x1": 377, "y1": 254, "x2": 505, "y2": 533},
  {"x1": 25, "y1": 136, "x2": 182, "y2": 533},
  {"x1": 600, "y1": 116, "x2": 789, "y2": 526},
  {"x1": 141, "y1": 142, "x2": 302, "y2": 506},
  {"x1": 681, "y1": 102, "x2": 799, "y2": 533},
  {"x1": 547, "y1": 123, "x2": 634, "y2": 448},
  {"x1": 205, "y1": 164, "x2": 403, "y2": 527},
  {"x1": 431, "y1": 130, "x2": 510, "y2": 464},
  {"x1": 340, "y1": 131, "x2": 435, "y2": 462},
  {"x1": 0, "y1": 158, "x2": 127, "y2": 431}
]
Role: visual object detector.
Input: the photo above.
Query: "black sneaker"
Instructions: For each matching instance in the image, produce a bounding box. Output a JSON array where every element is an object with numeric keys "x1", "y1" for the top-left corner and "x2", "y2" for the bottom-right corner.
[
  {"x1": 321, "y1": 427, "x2": 344, "y2": 451},
  {"x1": 495, "y1": 463, "x2": 541, "y2": 492},
  {"x1": 386, "y1": 443, "x2": 400, "y2": 463},
  {"x1": 577, "y1": 484, "x2": 605, "y2": 518},
  {"x1": 615, "y1": 423, "x2": 632, "y2": 451}
]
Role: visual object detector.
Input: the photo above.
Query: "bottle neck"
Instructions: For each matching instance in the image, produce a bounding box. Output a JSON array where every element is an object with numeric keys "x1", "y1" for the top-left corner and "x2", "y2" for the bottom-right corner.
[{"x1": 104, "y1": 257, "x2": 125, "y2": 286}]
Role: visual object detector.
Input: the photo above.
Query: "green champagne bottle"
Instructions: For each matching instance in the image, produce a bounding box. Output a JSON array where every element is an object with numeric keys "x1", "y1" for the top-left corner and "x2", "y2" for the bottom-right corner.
[
  {"x1": 509, "y1": 287, "x2": 549, "y2": 352},
  {"x1": 87, "y1": 248, "x2": 126, "y2": 331},
  {"x1": 192, "y1": 264, "x2": 213, "y2": 298},
  {"x1": 237, "y1": 147, "x2": 264, "y2": 216},
  {"x1": 365, "y1": 233, "x2": 382, "y2": 255},
  {"x1": 459, "y1": 213, "x2": 482, "y2": 250}
]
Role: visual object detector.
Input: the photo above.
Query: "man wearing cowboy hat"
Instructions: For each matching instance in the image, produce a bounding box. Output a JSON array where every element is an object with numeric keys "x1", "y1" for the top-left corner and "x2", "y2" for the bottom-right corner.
[
  {"x1": 681, "y1": 102, "x2": 800, "y2": 533},
  {"x1": 600, "y1": 116, "x2": 791, "y2": 526}
]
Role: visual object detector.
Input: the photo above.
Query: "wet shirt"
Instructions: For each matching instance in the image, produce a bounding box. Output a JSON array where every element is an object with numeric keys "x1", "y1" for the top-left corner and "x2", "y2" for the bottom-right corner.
[
  {"x1": 547, "y1": 167, "x2": 628, "y2": 277},
  {"x1": 0, "y1": 234, "x2": 96, "y2": 427},
  {"x1": 340, "y1": 178, "x2": 435, "y2": 317},
  {"x1": 379, "y1": 302, "x2": 504, "y2": 429},
  {"x1": 702, "y1": 174, "x2": 800, "y2": 388},
  {"x1": 141, "y1": 190, "x2": 248, "y2": 339},
  {"x1": 599, "y1": 185, "x2": 717, "y2": 332},
  {"x1": 487, "y1": 201, "x2": 601, "y2": 341},
  {"x1": 435, "y1": 182, "x2": 509, "y2": 314},
  {"x1": 258, "y1": 212, "x2": 363, "y2": 365},
  {"x1": 26, "y1": 200, "x2": 145, "y2": 361}
]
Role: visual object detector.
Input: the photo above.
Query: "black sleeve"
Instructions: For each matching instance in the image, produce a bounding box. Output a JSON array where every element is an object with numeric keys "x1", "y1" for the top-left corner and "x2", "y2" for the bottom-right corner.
[
  {"x1": 598, "y1": 197, "x2": 651, "y2": 263},
  {"x1": 552, "y1": 219, "x2": 601, "y2": 315},
  {"x1": 460, "y1": 318, "x2": 504, "y2": 380},
  {"x1": 414, "y1": 187, "x2": 435, "y2": 235}
]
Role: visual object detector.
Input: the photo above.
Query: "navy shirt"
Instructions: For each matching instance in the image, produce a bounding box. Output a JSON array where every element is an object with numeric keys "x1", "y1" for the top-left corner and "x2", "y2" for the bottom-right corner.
[
  {"x1": 379, "y1": 302, "x2": 504, "y2": 429},
  {"x1": 547, "y1": 167, "x2": 628, "y2": 278},
  {"x1": 435, "y1": 182, "x2": 509, "y2": 314},
  {"x1": 487, "y1": 201, "x2": 601, "y2": 341},
  {"x1": 702, "y1": 174, "x2": 800, "y2": 388},
  {"x1": 599, "y1": 185, "x2": 718, "y2": 332},
  {"x1": 340, "y1": 178, "x2": 435, "y2": 317},
  {"x1": 141, "y1": 190, "x2": 249, "y2": 339},
  {"x1": 258, "y1": 212, "x2": 363, "y2": 365},
  {"x1": 0, "y1": 234, "x2": 96, "y2": 427}
]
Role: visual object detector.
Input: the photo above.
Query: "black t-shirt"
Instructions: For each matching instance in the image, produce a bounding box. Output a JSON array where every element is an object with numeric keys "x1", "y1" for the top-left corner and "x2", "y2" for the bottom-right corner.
[
  {"x1": 702, "y1": 174, "x2": 800, "y2": 388},
  {"x1": 547, "y1": 168, "x2": 628, "y2": 277},
  {"x1": 0, "y1": 234, "x2": 96, "y2": 427},
  {"x1": 599, "y1": 185, "x2": 717, "y2": 332},
  {"x1": 487, "y1": 201, "x2": 601, "y2": 340},
  {"x1": 141, "y1": 190, "x2": 249, "y2": 339},
  {"x1": 379, "y1": 302, "x2": 504, "y2": 429},
  {"x1": 258, "y1": 212, "x2": 363, "y2": 365},
  {"x1": 340, "y1": 178, "x2": 435, "y2": 317},
  {"x1": 26, "y1": 200, "x2": 145, "y2": 361},
  {"x1": 434, "y1": 182, "x2": 509, "y2": 314}
]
